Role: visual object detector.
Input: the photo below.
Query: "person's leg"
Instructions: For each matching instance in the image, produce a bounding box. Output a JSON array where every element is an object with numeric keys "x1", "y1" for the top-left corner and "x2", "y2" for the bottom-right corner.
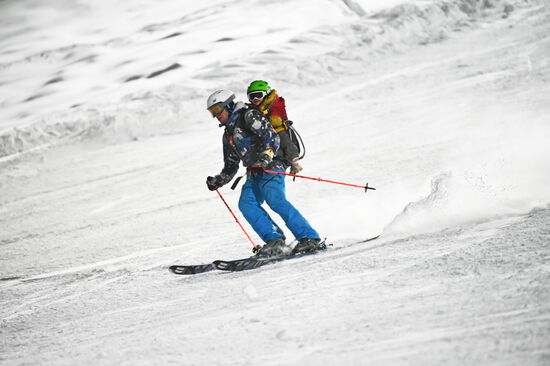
[
  {"x1": 261, "y1": 170, "x2": 319, "y2": 240},
  {"x1": 278, "y1": 130, "x2": 300, "y2": 162},
  {"x1": 238, "y1": 177, "x2": 285, "y2": 242}
]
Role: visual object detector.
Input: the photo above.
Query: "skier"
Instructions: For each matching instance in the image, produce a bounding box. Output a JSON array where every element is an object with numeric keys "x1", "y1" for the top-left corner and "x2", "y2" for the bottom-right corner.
[
  {"x1": 246, "y1": 80, "x2": 303, "y2": 175},
  {"x1": 205, "y1": 89, "x2": 322, "y2": 256}
]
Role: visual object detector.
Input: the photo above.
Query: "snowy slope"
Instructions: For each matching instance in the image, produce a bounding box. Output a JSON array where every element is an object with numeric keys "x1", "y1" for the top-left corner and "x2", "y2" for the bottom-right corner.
[{"x1": 1, "y1": 0, "x2": 550, "y2": 365}]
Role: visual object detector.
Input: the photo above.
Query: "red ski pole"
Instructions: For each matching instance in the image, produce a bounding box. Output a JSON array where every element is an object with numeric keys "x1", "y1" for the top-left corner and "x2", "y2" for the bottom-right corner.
[
  {"x1": 264, "y1": 169, "x2": 376, "y2": 192},
  {"x1": 215, "y1": 189, "x2": 259, "y2": 251}
]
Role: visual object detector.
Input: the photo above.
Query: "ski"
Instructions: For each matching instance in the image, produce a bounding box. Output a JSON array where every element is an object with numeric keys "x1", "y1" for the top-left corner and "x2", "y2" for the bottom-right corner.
[
  {"x1": 213, "y1": 239, "x2": 328, "y2": 272},
  {"x1": 169, "y1": 236, "x2": 380, "y2": 275},
  {"x1": 358, "y1": 234, "x2": 381, "y2": 243},
  {"x1": 169, "y1": 263, "x2": 215, "y2": 275},
  {"x1": 169, "y1": 245, "x2": 325, "y2": 275},
  {"x1": 213, "y1": 246, "x2": 325, "y2": 272}
]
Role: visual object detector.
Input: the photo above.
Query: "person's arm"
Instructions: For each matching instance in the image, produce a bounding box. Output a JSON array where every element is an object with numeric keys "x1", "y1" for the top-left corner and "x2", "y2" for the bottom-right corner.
[
  {"x1": 206, "y1": 134, "x2": 240, "y2": 191},
  {"x1": 219, "y1": 134, "x2": 240, "y2": 182}
]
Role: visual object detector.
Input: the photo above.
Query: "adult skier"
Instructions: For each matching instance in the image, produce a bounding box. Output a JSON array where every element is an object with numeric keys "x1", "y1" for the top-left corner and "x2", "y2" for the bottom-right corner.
[
  {"x1": 246, "y1": 80, "x2": 303, "y2": 174},
  {"x1": 205, "y1": 89, "x2": 322, "y2": 256}
]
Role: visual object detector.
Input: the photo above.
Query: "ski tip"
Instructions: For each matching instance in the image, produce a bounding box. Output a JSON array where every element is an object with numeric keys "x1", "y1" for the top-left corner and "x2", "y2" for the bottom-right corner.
[
  {"x1": 169, "y1": 265, "x2": 191, "y2": 275},
  {"x1": 362, "y1": 234, "x2": 381, "y2": 243},
  {"x1": 169, "y1": 265, "x2": 184, "y2": 275}
]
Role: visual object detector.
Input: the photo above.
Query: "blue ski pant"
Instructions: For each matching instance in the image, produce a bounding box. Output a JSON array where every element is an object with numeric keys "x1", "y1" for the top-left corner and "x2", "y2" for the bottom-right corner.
[{"x1": 238, "y1": 169, "x2": 320, "y2": 243}]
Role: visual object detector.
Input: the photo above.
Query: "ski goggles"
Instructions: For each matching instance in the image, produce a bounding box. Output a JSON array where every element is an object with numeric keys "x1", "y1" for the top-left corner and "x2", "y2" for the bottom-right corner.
[
  {"x1": 247, "y1": 91, "x2": 267, "y2": 102},
  {"x1": 207, "y1": 102, "x2": 226, "y2": 118}
]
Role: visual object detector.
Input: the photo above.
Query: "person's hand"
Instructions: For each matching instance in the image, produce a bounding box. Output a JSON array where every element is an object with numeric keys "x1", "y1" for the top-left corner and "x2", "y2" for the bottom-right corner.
[
  {"x1": 249, "y1": 149, "x2": 273, "y2": 178},
  {"x1": 257, "y1": 149, "x2": 273, "y2": 167},
  {"x1": 289, "y1": 158, "x2": 303, "y2": 175},
  {"x1": 206, "y1": 175, "x2": 224, "y2": 191}
]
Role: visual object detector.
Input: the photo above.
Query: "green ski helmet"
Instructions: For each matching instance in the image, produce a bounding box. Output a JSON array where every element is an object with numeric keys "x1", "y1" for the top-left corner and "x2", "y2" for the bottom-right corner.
[{"x1": 247, "y1": 80, "x2": 271, "y2": 94}]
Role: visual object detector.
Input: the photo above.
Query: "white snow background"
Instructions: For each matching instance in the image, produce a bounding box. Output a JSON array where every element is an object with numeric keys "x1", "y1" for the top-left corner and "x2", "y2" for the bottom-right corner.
[{"x1": 1, "y1": 0, "x2": 549, "y2": 365}]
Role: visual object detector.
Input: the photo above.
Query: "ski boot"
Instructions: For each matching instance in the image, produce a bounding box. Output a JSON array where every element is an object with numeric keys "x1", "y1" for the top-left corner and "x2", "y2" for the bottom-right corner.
[
  {"x1": 255, "y1": 238, "x2": 290, "y2": 257},
  {"x1": 292, "y1": 238, "x2": 324, "y2": 254}
]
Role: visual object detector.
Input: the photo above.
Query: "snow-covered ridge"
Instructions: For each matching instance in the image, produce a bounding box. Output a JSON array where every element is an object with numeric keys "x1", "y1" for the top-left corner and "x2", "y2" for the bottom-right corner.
[{"x1": 0, "y1": 0, "x2": 528, "y2": 160}]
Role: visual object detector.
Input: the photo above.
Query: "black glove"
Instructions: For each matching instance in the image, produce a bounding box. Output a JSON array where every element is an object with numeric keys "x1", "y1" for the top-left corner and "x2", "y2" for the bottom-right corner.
[{"x1": 206, "y1": 175, "x2": 224, "y2": 191}]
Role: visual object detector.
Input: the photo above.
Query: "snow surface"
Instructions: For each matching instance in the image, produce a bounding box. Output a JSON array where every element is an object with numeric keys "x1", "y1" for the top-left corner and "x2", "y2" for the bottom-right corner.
[{"x1": 1, "y1": 0, "x2": 550, "y2": 365}]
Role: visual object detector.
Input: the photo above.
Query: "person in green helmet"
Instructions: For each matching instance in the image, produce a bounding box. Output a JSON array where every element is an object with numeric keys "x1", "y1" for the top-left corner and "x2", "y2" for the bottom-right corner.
[{"x1": 246, "y1": 80, "x2": 303, "y2": 175}]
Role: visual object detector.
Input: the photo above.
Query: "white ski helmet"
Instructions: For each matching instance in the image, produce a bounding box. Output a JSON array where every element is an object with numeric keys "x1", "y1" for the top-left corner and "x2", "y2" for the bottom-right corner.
[{"x1": 206, "y1": 89, "x2": 235, "y2": 117}]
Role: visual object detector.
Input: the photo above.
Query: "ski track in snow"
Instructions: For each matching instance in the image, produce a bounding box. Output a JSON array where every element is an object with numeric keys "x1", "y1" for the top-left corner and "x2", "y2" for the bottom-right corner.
[{"x1": 1, "y1": 0, "x2": 550, "y2": 365}]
